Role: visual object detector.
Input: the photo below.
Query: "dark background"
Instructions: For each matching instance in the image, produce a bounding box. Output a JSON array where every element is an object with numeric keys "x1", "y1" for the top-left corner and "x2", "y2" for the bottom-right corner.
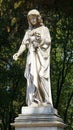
[{"x1": 0, "y1": 0, "x2": 73, "y2": 130}]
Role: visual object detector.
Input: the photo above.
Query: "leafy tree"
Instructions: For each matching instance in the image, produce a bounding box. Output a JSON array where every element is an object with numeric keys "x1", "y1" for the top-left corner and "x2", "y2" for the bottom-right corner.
[{"x1": 0, "y1": 0, "x2": 73, "y2": 130}]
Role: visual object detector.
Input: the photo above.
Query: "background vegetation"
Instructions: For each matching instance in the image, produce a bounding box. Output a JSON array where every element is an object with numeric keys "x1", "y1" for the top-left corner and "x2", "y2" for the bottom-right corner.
[{"x1": 0, "y1": 0, "x2": 73, "y2": 130}]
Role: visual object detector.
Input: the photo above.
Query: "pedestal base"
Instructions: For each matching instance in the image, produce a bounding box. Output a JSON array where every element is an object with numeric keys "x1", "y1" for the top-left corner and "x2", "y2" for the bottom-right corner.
[
  {"x1": 11, "y1": 106, "x2": 66, "y2": 130},
  {"x1": 15, "y1": 127, "x2": 63, "y2": 130}
]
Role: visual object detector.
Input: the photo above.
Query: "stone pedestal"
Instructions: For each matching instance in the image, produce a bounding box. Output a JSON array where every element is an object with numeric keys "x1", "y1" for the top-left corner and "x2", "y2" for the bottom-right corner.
[{"x1": 11, "y1": 105, "x2": 66, "y2": 130}]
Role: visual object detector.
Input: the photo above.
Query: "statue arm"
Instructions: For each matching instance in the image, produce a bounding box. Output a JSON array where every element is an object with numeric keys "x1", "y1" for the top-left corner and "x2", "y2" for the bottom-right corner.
[
  {"x1": 13, "y1": 43, "x2": 26, "y2": 61},
  {"x1": 44, "y1": 27, "x2": 51, "y2": 44},
  {"x1": 13, "y1": 31, "x2": 29, "y2": 61},
  {"x1": 17, "y1": 44, "x2": 26, "y2": 56},
  {"x1": 40, "y1": 27, "x2": 51, "y2": 47}
]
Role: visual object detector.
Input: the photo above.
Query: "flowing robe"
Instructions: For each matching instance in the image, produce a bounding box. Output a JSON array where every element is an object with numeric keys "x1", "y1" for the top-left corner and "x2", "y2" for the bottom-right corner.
[{"x1": 22, "y1": 25, "x2": 53, "y2": 106}]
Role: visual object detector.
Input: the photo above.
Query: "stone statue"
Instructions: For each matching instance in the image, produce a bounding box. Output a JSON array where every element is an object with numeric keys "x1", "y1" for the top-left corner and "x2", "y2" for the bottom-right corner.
[{"x1": 13, "y1": 9, "x2": 53, "y2": 107}]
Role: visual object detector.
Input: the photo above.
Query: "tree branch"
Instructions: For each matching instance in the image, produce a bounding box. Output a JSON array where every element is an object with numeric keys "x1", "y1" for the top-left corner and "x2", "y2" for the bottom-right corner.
[{"x1": 64, "y1": 91, "x2": 73, "y2": 122}]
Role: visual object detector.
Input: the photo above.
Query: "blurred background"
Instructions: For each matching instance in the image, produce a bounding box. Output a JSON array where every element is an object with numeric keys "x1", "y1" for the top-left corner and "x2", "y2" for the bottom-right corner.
[{"x1": 0, "y1": 0, "x2": 73, "y2": 130}]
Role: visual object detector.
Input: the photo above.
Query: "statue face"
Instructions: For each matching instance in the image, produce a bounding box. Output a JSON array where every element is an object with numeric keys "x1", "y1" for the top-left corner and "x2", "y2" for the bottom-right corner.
[{"x1": 29, "y1": 15, "x2": 37, "y2": 26}]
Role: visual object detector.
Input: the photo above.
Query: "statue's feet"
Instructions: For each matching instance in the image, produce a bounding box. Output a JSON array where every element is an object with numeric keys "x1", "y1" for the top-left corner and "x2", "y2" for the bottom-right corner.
[
  {"x1": 29, "y1": 99, "x2": 53, "y2": 107},
  {"x1": 29, "y1": 99, "x2": 42, "y2": 107},
  {"x1": 29, "y1": 102, "x2": 39, "y2": 107},
  {"x1": 42, "y1": 102, "x2": 53, "y2": 107}
]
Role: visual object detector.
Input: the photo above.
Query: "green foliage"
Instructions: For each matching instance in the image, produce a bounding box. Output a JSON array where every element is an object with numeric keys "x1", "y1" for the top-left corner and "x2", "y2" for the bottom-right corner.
[{"x1": 0, "y1": 0, "x2": 73, "y2": 130}]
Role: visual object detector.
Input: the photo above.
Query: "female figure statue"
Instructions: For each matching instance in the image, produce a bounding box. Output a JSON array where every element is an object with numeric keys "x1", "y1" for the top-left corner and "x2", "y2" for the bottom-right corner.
[{"x1": 13, "y1": 9, "x2": 53, "y2": 107}]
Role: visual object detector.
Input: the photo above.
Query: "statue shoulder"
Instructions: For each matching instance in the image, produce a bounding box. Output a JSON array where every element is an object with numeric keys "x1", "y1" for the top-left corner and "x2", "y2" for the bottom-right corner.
[
  {"x1": 42, "y1": 25, "x2": 49, "y2": 31},
  {"x1": 42, "y1": 26, "x2": 50, "y2": 35}
]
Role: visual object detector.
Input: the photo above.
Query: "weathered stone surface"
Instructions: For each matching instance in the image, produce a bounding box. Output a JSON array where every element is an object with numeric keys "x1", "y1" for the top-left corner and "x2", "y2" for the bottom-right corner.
[{"x1": 11, "y1": 106, "x2": 66, "y2": 130}]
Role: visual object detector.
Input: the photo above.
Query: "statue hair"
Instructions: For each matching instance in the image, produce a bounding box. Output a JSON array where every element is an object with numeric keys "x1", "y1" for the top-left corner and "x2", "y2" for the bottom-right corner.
[{"x1": 27, "y1": 15, "x2": 44, "y2": 29}]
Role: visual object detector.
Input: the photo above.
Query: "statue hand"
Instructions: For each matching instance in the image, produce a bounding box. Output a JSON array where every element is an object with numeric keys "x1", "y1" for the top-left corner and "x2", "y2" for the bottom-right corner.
[
  {"x1": 30, "y1": 36, "x2": 35, "y2": 42},
  {"x1": 33, "y1": 41, "x2": 39, "y2": 48},
  {"x1": 13, "y1": 53, "x2": 19, "y2": 61},
  {"x1": 35, "y1": 33, "x2": 41, "y2": 41}
]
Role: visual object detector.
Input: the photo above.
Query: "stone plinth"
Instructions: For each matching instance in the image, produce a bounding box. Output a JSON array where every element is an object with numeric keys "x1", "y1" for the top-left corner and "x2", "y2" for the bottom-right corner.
[{"x1": 11, "y1": 105, "x2": 66, "y2": 130}]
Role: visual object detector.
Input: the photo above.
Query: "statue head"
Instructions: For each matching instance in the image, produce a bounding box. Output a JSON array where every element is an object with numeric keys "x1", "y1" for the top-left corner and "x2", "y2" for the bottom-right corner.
[
  {"x1": 27, "y1": 9, "x2": 43, "y2": 28},
  {"x1": 28, "y1": 9, "x2": 40, "y2": 16}
]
